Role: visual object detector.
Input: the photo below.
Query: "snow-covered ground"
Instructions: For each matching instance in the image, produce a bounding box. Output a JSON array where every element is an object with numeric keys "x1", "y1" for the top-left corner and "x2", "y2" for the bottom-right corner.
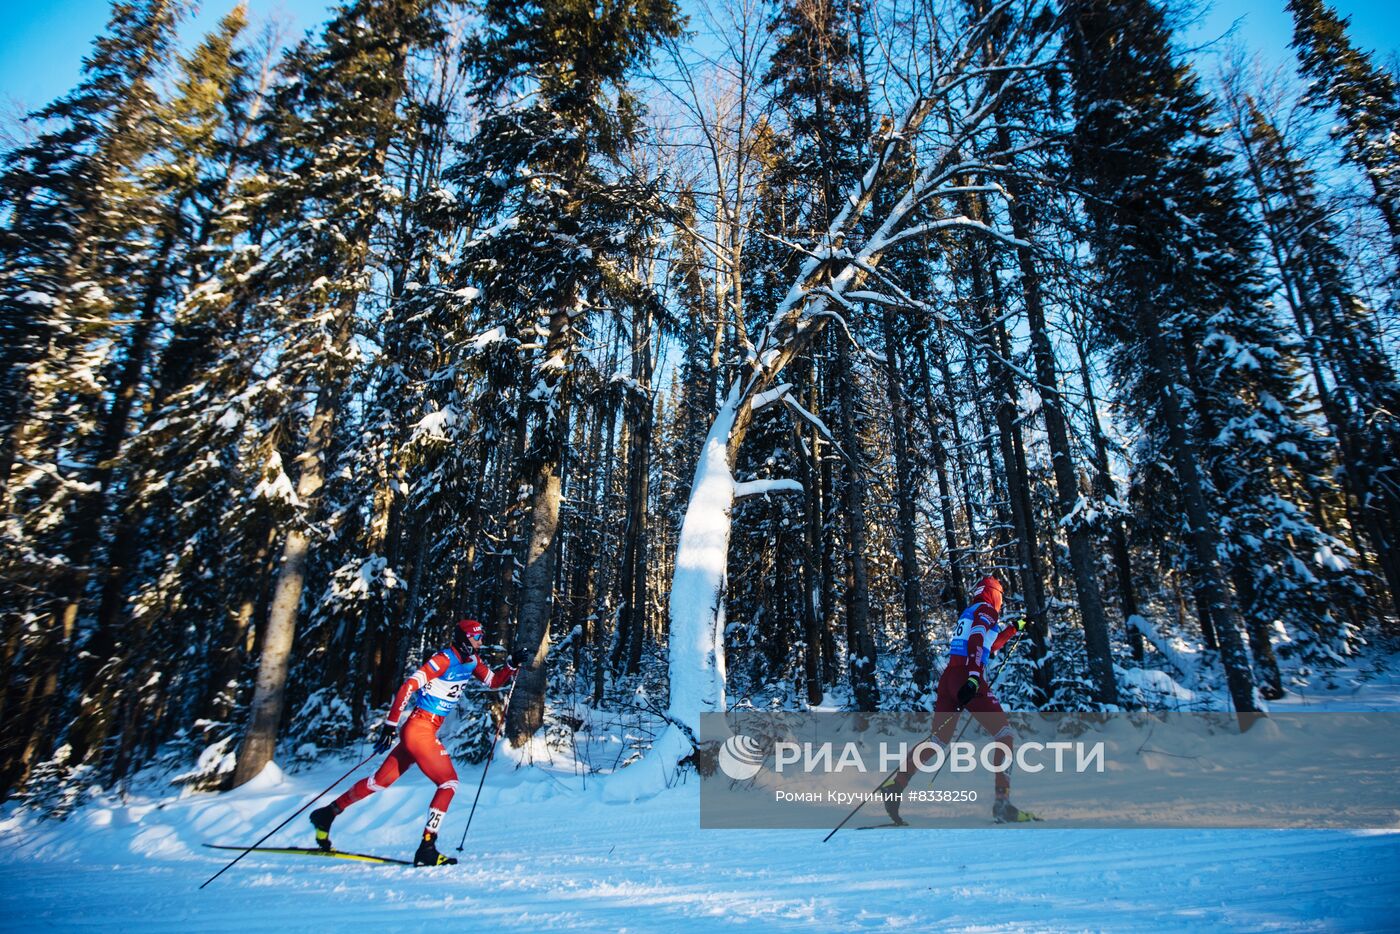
[{"x1": 4, "y1": 659, "x2": 1400, "y2": 932}]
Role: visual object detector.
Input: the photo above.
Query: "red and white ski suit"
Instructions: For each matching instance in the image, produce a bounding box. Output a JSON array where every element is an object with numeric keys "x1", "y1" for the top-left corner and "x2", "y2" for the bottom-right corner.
[
  {"x1": 332, "y1": 647, "x2": 513, "y2": 832},
  {"x1": 888, "y1": 593, "x2": 1019, "y2": 799}
]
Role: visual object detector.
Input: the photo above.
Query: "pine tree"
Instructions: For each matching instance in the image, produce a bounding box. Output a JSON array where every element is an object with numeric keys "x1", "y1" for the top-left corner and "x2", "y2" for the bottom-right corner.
[
  {"x1": 1286, "y1": 0, "x2": 1400, "y2": 263},
  {"x1": 0, "y1": 0, "x2": 186, "y2": 791},
  {"x1": 450, "y1": 0, "x2": 681, "y2": 743},
  {"x1": 1230, "y1": 92, "x2": 1400, "y2": 625},
  {"x1": 231, "y1": 0, "x2": 447, "y2": 785},
  {"x1": 1066, "y1": 0, "x2": 1264, "y2": 712}
]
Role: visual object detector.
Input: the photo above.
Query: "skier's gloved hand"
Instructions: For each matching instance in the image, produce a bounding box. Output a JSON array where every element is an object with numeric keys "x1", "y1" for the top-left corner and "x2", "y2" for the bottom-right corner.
[
  {"x1": 1012, "y1": 617, "x2": 1028, "y2": 632},
  {"x1": 507, "y1": 650, "x2": 527, "y2": 671},
  {"x1": 373, "y1": 723, "x2": 397, "y2": 753},
  {"x1": 956, "y1": 674, "x2": 981, "y2": 708}
]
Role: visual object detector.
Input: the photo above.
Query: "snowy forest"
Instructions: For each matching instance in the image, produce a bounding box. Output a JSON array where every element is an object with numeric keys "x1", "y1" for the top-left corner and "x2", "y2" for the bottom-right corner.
[{"x1": 1, "y1": 0, "x2": 1396, "y2": 811}]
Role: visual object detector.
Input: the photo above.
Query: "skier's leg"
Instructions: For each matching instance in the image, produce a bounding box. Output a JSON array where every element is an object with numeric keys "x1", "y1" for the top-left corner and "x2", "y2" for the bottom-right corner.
[
  {"x1": 331, "y1": 741, "x2": 413, "y2": 812},
  {"x1": 406, "y1": 723, "x2": 459, "y2": 837},
  {"x1": 965, "y1": 691, "x2": 1036, "y2": 820},
  {"x1": 406, "y1": 722, "x2": 460, "y2": 866},
  {"x1": 966, "y1": 692, "x2": 1013, "y2": 800},
  {"x1": 885, "y1": 668, "x2": 963, "y2": 793},
  {"x1": 931, "y1": 665, "x2": 965, "y2": 746},
  {"x1": 312, "y1": 740, "x2": 413, "y2": 849},
  {"x1": 878, "y1": 670, "x2": 962, "y2": 823},
  {"x1": 884, "y1": 737, "x2": 942, "y2": 795}
]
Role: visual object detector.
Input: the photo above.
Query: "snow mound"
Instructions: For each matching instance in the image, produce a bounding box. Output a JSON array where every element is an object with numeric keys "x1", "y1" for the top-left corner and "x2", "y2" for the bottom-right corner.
[{"x1": 238, "y1": 760, "x2": 287, "y2": 792}]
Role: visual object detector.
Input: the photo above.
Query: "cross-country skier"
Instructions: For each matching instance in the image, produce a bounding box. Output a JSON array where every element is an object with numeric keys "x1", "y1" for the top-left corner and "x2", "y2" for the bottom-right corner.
[
  {"x1": 310, "y1": 618, "x2": 521, "y2": 866},
  {"x1": 881, "y1": 574, "x2": 1037, "y2": 824}
]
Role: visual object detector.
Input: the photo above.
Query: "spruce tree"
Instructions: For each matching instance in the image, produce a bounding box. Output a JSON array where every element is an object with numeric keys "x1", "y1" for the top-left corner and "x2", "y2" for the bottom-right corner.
[
  {"x1": 1066, "y1": 0, "x2": 1263, "y2": 712},
  {"x1": 59, "y1": 5, "x2": 258, "y2": 776},
  {"x1": 0, "y1": 0, "x2": 184, "y2": 489},
  {"x1": 0, "y1": 0, "x2": 186, "y2": 791},
  {"x1": 449, "y1": 0, "x2": 681, "y2": 742},
  {"x1": 1286, "y1": 0, "x2": 1400, "y2": 263},
  {"x1": 1231, "y1": 92, "x2": 1400, "y2": 625},
  {"x1": 1072, "y1": 0, "x2": 1361, "y2": 703},
  {"x1": 231, "y1": 0, "x2": 447, "y2": 785}
]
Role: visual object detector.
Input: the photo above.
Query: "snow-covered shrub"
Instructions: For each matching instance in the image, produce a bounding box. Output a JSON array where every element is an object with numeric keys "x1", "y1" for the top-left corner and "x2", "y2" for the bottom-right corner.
[
  {"x1": 284, "y1": 689, "x2": 356, "y2": 761},
  {"x1": 11, "y1": 745, "x2": 104, "y2": 819},
  {"x1": 169, "y1": 727, "x2": 239, "y2": 791},
  {"x1": 1039, "y1": 627, "x2": 1105, "y2": 712},
  {"x1": 438, "y1": 692, "x2": 499, "y2": 765}
]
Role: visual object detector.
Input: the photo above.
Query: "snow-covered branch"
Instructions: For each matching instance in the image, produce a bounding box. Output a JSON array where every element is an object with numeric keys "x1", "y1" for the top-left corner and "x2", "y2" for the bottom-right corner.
[
  {"x1": 733, "y1": 478, "x2": 803, "y2": 498},
  {"x1": 607, "y1": 0, "x2": 1059, "y2": 802}
]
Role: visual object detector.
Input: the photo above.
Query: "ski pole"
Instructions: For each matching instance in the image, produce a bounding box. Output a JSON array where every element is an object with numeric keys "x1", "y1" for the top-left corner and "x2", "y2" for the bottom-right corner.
[
  {"x1": 820, "y1": 708, "x2": 961, "y2": 843},
  {"x1": 200, "y1": 749, "x2": 378, "y2": 889},
  {"x1": 457, "y1": 677, "x2": 517, "y2": 852},
  {"x1": 821, "y1": 628, "x2": 1026, "y2": 843}
]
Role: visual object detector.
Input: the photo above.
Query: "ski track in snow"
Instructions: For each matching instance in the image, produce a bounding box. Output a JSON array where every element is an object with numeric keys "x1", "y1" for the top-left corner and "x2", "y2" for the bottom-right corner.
[{"x1": 4, "y1": 666, "x2": 1400, "y2": 931}]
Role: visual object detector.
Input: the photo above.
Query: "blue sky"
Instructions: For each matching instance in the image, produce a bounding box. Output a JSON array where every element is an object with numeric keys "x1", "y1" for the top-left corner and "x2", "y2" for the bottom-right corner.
[
  {"x1": 0, "y1": 0, "x2": 332, "y2": 112},
  {"x1": 1, "y1": 0, "x2": 1397, "y2": 115}
]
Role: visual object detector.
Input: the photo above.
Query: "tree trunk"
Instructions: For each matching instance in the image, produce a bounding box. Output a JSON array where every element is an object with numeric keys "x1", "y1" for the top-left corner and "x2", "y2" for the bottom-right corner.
[
  {"x1": 915, "y1": 334, "x2": 967, "y2": 608},
  {"x1": 1003, "y1": 172, "x2": 1118, "y2": 705},
  {"x1": 834, "y1": 338, "x2": 879, "y2": 709},
  {"x1": 1194, "y1": 588, "x2": 1220, "y2": 652},
  {"x1": 592, "y1": 392, "x2": 619, "y2": 702},
  {"x1": 507, "y1": 465, "x2": 562, "y2": 742},
  {"x1": 1145, "y1": 323, "x2": 1258, "y2": 714},
  {"x1": 817, "y1": 347, "x2": 839, "y2": 685},
  {"x1": 795, "y1": 356, "x2": 827, "y2": 704},
  {"x1": 965, "y1": 216, "x2": 1050, "y2": 703},
  {"x1": 231, "y1": 312, "x2": 350, "y2": 786},
  {"x1": 880, "y1": 306, "x2": 931, "y2": 692},
  {"x1": 992, "y1": 391, "x2": 1050, "y2": 703},
  {"x1": 204, "y1": 518, "x2": 278, "y2": 724},
  {"x1": 618, "y1": 305, "x2": 655, "y2": 675},
  {"x1": 506, "y1": 305, "x2": 574, "y2": 745},
  {"x1": 1229, "y1": 567, "x2": 1284, "y2": 700},
  {"x1": 1071, "y1": 332, "x2": 1145, "y2": 660}
]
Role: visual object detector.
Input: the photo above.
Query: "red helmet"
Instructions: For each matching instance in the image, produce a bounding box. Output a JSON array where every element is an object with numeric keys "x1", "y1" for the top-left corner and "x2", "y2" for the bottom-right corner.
[
  {"x1": 975, "y1": 576, "x2": 1003, "y2": 613},
  {"x1": 453, "y1": 618, "x2": 484, "y2": 654}
]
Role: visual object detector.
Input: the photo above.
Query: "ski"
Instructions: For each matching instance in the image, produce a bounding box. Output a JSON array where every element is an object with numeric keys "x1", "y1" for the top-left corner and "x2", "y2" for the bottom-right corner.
[
  {"x1": 202, "y1": 843, "x2": 412, "y2": 865},
  {"x1": 856, "y1": 822, "x2": 913, "y2": 830}
]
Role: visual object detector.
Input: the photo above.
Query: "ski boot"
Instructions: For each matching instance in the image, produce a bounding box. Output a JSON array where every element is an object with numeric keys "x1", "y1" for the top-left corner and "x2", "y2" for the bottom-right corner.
[
  {"x1": 309, "y1": 804, "x2": 339, "y2": 851},
  {"x1": 879, "y1": 776, "x2": 908, "y2": 826},
  {"x1": 414, "y1": 831, "x2": 459, "y2": 867},
  {"x1": 992, "y1": 798, "x2": 1041, "y2": 823}
]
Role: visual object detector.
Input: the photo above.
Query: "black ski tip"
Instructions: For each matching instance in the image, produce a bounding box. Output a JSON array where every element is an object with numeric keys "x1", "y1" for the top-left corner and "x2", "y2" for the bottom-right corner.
[{"x1": 856, "y1": 821, "x2": 913, "y2": 830}]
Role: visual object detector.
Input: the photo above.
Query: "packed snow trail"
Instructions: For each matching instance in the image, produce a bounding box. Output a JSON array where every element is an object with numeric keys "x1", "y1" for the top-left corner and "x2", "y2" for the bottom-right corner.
[
  {"x1": 3, "y1": 775, "x2": 1396, "y2": 932},
  {"x1": 4, "y1": 665, "x2": 1400, "y2": 931}
]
